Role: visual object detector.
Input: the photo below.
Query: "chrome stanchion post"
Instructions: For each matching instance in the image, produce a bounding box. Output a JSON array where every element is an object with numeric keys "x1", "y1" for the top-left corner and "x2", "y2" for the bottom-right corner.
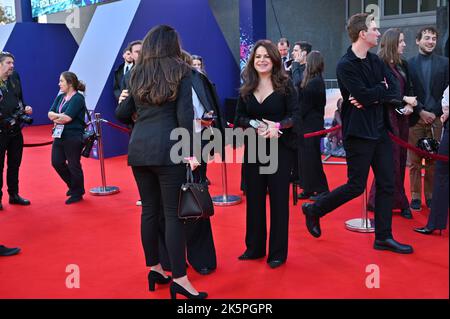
[
  {"x1": 344, "y1": 186, "x2": 375, "y2": 232},
  {"x1": 212, "y1": 160, "x2": 242, "y2": 206},
  {"x1": 90, "y1": 113, "x2": 120, "y2": 196}
]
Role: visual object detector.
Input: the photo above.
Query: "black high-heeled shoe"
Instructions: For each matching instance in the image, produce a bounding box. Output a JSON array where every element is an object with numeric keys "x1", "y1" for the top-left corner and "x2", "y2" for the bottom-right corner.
[
  {"x1": 413, "y1": 227, "x2": 443, "y2": 235},
  {"x1": 170, "y1": 282, "x2": 208, "y2": 299},
  {"x1": 148, "y1": 270, "x2": 172, "y2": 291}
]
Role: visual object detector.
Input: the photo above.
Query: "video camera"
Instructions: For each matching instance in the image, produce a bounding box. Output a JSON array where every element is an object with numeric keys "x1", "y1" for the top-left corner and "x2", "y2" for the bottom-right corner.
[{"x1": 0, "y1": 102, "x2": 33, "y2": 129}]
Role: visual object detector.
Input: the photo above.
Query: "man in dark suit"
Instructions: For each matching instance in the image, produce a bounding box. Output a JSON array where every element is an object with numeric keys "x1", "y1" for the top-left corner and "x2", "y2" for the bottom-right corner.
[
  {"x1": 113, "y1": 47, "x2": 133, "y2": 101},
  {"x1": 291, "y1": 41, "x2": 312, "y2": 88},
  {"x1": 115, "y1": 40, "x2": 142, "y2": 99},
  {"x1": 407, "y1": 26, "x2": 449, "y2": 211},
  {"x1": 277, "y1": 38, "x2": 293, "y2": 72}
]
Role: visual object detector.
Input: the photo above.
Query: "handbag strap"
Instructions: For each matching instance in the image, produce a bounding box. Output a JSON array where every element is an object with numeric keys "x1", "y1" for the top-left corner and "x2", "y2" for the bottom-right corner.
[
  {"x1": 82, "y1": 99, "x2": 97, "y2": 135},
  {"x1": 77, "y1": 92, "x2": 93, "y2": 126},
  {"x1": 185, "y1": 165, "x2": 195, "y2": 183},
  {"x1": 84, "y1": 105, "x2": 93, "y2": 125}
]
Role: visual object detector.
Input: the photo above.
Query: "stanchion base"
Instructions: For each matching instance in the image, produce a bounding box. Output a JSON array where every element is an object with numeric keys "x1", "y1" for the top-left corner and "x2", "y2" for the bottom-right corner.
[
  {"x1": 212, "y1": 195, "x2": 242, "y2": 206},
  {"x1": 90, "y1": 186, "x2": 120, "y2": 196},
  {"x1": 345, "y1": 218, "x2": 375, "y2": 233}
]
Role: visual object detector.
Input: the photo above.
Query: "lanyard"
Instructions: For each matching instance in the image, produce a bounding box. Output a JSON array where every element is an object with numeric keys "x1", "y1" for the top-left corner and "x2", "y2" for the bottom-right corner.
[
  {"x1": 58, "y1": 92, "x2": 75, "y2": 113},
  {"x1": 58, "y1": 98, "x2": 67, "y2": 113}
]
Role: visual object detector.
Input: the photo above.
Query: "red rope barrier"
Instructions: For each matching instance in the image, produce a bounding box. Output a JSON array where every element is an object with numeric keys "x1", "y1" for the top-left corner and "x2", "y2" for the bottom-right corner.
[
  {"x1": 304, "y1": 125, "x2": 342, "y2": 138},
  {"x1": 24, "y1": 141, "x2": 53, "y2": 147},
  {"x1": 227, "y1": 122, "x2": 342, "y2": 138},
  {"x1": 102, "y1": 120, "x2": 131, "y2": 134},
  {"x1": 102, "y1": 119, "x2": 448, "y2": 162},
  {"x1": 388, "y1": 132, "x2": 448, "y2": 162}
]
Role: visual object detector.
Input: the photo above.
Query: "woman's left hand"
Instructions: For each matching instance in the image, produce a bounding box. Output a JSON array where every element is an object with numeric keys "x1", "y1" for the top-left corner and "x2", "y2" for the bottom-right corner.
[
  {"x1": 403, "y1": 105, "x2": 414, "y2": 116},
  {"x1": 261, "y1": 119, "x2": 281, "y2": 139},
  {"x1": 184, "y1": 157, "x2": 200, "y2": 171}
]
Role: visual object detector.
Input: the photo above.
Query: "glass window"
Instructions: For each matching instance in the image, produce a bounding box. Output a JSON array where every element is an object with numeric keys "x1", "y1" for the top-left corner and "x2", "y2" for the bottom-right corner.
[
  {"x1": 385, "y1": 0, "x2": 400, "y2": 15},
  {"x1": 420, "y1": 0, "x2": 437, "y2": 11},
  {"x1": 349, "y1": 0, "x2": 362, "y2": 16},
  {"x1": 402, "y1": 0, "x2": 418, "y2": 13}
]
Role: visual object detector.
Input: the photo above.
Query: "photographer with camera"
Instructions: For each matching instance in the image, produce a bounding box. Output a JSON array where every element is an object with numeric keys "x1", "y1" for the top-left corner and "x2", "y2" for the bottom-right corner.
[
  {"x1": 0, "y1": 52, "x2": 32, "y2": 210},
  {"x1": 48, "y1": 72, "x2": 86, "y2": 205}
]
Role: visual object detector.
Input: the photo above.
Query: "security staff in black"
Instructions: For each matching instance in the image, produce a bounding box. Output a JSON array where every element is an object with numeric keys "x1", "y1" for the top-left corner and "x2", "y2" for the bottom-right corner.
[{"x1": 0, "y1": 52, "x2": 32, "y2": 210}]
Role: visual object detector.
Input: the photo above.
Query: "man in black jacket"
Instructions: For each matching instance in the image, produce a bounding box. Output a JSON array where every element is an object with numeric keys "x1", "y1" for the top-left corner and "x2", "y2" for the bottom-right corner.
[
  {"x1": 278, "y1": 38, "x2": 293, "y2": 72},
  {"x1": 0, "y1": 52, "x2": 32, "y2": 210},
  {"x1": 302, "y1": 13, "x2": 413, "y2": 254},
  {"x1": 113, "y1": 47, "x2": 133, "y2": 101},
  {"x1": 407, "y1": 26, "x2": 449, "y2": 211},
  {"x1": 291, "y1": 41, "x2": 312, "y2": 88},
  {"x1": 113, "y1": 41, "x2": 142, "y2": 100}
]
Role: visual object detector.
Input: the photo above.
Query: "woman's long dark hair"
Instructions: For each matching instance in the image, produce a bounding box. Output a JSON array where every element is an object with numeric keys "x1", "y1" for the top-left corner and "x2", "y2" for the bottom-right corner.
[
  {"x1": 240, "y1": 39, "x2": 289, "y2": 99},
  {"x1": 378, "y1": 28, "x2": 403, "y2": 66},
  {"x1": 129, "y1": 25, "x2": 190, "y2": 105},
  {"x1": 301, "y1": 51, "x2": 324, "y2": 88}
]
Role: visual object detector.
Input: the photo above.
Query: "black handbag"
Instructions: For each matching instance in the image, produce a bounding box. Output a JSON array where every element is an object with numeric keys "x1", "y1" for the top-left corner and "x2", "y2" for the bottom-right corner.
[
  {"x1": 178, "y1": 165, "x2": 214, "y2": 220},
  {"x1": 81, "y1": 130, "x2": 96, "y2": 158},
  {"x1": 81, "y1": 109, "x2": 97, "y2": 158}
]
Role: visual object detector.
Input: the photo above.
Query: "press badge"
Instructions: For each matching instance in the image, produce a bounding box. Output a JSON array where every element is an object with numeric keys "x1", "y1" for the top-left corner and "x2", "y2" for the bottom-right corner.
[{"x1": 52, "y1": 125, "x2": 64, "y2": 138}]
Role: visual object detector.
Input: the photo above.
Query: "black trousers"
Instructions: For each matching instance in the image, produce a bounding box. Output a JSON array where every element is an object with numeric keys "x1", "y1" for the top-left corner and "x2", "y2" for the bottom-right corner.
[
  {"x1": 299, "y1": 135, "x2": 329, "y2": 194},
  {"x1": 186, "y1": 154, "x2": 217, "y2": 269},
  {"x1": 427, "y1": 123, "x2": 449, "y2": 230},
  {"x1": 0, "y1": 130, "x2": 23, "y2": 199},
  {"x1": 158, "y1": 147, "x2": 217, "y2": 271},
  {"x1": 158, "y1": 205, "x2": 217, "y2": 271},
  {"x1": 132, "y1": 164, "x2": 187, "y2": 278},
  {"x1": 51, "y1": 135, "x2": 85, "y2": 196},
  {"x1": 243, "y1": 143, "x2": 293, "y2": 262},
  {"x1": 314, "y1": 132, "x2": 394, "y2": 240}
]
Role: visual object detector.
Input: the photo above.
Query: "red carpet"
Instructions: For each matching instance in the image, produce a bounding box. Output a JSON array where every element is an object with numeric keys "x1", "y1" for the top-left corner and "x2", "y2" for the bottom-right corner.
[{"x1": 0, "y1": 125, "x2": 448, "y2": 299}]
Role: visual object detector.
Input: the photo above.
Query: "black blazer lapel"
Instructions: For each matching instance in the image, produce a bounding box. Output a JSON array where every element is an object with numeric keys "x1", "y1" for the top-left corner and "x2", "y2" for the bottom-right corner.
[{"x1": 191, "y1": 71, "x2": 212, "y2": 112}]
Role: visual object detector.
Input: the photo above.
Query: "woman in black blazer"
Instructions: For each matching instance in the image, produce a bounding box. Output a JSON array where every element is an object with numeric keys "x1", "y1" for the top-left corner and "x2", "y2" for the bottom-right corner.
[
  {"x1": 234, "y1": 40, "x2": 299, "y2": 269},
  {"x1": 297, "y1": 51, "x2": 329, "y2": 200},
  {"x1": 115, "y1": 25, "x2": 206, "y2": 299}
]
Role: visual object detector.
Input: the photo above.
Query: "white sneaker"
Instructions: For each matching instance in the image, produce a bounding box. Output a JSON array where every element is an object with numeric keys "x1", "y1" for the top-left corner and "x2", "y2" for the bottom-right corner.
[{"x1": 136, "y1": 200, "x2": 142, "y2": 206}]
